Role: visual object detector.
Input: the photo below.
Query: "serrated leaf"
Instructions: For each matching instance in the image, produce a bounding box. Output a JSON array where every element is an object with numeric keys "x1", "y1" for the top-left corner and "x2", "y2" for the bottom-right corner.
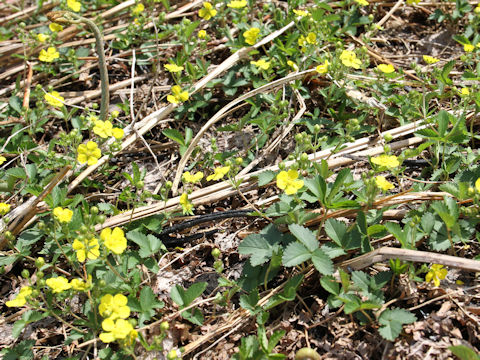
[
  {"x1": 282, "y1": 242, "x2": 311, "y2": 267},
  {"x1": 288, "y1": 224, "x2": 318, "y2": 252},
  {"x1": 311, "y1": 248, "x2": 333, "y2": 275},
  {"x1": 162, "y1": 129, "x2": 185, "y2": 146},
  {"x1": 448, "y1": 345, "x2": 480, "y2": 360},
  {"x1": 170, "y1": 282, "x2": 207, "y2": 307},
  {"x1": 126, "y1": 231, "x2": 163, "y2": 258},
  {"x1": 239, "y1": 289, "x2": 259, "y2": 314},
  {"x1": 320, "y1": 275, "x2": 340, "y2": 295},
  {"x1": 324, "y1": 218, "x2": 347, "y2": 247},
  {"x1": 238, "y1": 234, "x2": 273, "y2": 266},
  {"x1": 378, "y1": 308, "x2": 417, "y2": 341},
  {"x1": 257, "y1": 171, "x2": 276, "y2": 186}
]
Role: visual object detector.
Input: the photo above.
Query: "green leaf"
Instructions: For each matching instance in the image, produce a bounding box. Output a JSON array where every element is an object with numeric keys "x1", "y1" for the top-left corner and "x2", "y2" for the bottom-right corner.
[
  {"x1": 257, "y1": 171, "x2": 276, "y2": 187},
  {"x1": 1, "y1": 339, "x2": 35, "y2": 360},
  {"x1": 239, "y1": 289, "x2": 259, "y2": 314},
  {"x1": 132, "y1": 287, "x2": 164, "y2": 326},
  {"x1": 268, "y1": 330, "x2": 286, "y2": 353},
  {"x1": 238, "y1": 234, "x2": 274, "y2": 266},
  {"x1": 282, "y1": 242, "x2": 311, "y2": 267},
  {"x1": 324, "y1": 218, "x2": 347, "y2": 247},
  {"x1": 311, "y1": 248, "x2": 333, "y2": 275},
  {"x1": 288, "y1": 224, "x2": 318, "y2": 252},
  {"x1": 320, "y1": 275, "x2": 340, "y2": 295},
  {"x1": 384, "y1": 222, "x2": 407, "y2": 248},
  {"x1": 170, "y1": 282, "x2": 207, "y2": 307},
  {"x1": 162, "y1": 129, "x2": 185, "y2": 146},
  {"x1": 304, "y1": 176, "x2": 326, "y2": 204},
  {"x1": 126, "y1": 231, "x2": 163, "y2": 258},
  {"x1": 9, "y1": 95, "x2": 22, "y2": 114},
  {"x1": 449, "y1": 345, "x2": 480, "y2": 360},
  {"x1": 437, "y1": 110, "x2": 449, "y2": 137},
  {"x1": 12, "y1": 311, "x2": 46, "y2": 338},
  {"x1": 327, "y1": 168, "x2": 351, "y2": 204},
  {"x1": 378, "y1": 308, "x2": 416, "y2": 341}
]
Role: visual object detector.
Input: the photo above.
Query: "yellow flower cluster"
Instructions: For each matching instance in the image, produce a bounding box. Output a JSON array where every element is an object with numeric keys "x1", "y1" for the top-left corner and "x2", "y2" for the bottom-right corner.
[
  {"x1": 340, "y1": 50, "x2": 362, "y2": 69},
  {"x1": 375, "y1": 176, "x2": 394, "y2": 191},
  {"x1": 53, "y1": 207, "x2": 73, "y2": 223},
  {"x1": 425, "y1": 264, "x2": 448, "y2": 287},
  {"x1": 207, "y1": 166, "x2": 230, "y2": 181},
  {"x1": 67, "y1": 0, "x2": 81, "y2": 12},
  {"x1": 180, "y1": 193, "x2": 194, "y2": 215},
  {"x1": 0, "y1": 202, "x2": 11, "y2": 215},
  {"x1": 73, "y1": 238, "x2": 100, "y2": 262},
  {"x1": 276, "y1": 170, "x2": 304, "y2": 195},
  {"x1": 251, "y1": 59, "x2": 271, "y2": 70},
  {"x1": 164, "y1": 63, "x2": 184, "y2": 73},
  {"x1": 98, "y1": 293, "x2": 137, "y2": 344},
  {"x1": 182, "y1": 171, "x2": 204, "y2": 183},
  {"x1": 423, "y1": 55, "x2": 439, "y2": 64},
  {"x1": 39, "y1": 47, "x2": 60, "y2": 62},
  {"x1": 377, "y1": 64, "x2": 395, "y2": 73},
  {"x1": 371, "y1": 154, "x2": 400, "y2": 169},
  {"x1": 293, "y1": 9, "x2": 309, "y2": 16},
  {"x1": 316, "y1": 59, "x2": 329, "y2": 74},
  {"x1": 228, "y1": 0, "x2": 247, "y2": 8},
  {"x1": 6, "y1": 286, "x2": 32, "y2": 307},
  {"x1": 243, "y1": 27, "x2": 260, "y2": 45},
  {"x1": 101, "y1": 227, "x2": 127, "y2": 254},
  {"x1": 167, "y1": 85, "x2": 189, "y2": 104},
  {"x1": 46, "y1": 276, "x2": 72, "y2": 293},
  {"x1": 93, "y1": 120, "x2": 124, "y2": 139},
  {"x1": 44, "y1": 91, "x2": 64, "y2": 108},
  {"x1": 198, "y1": 2, "x2": 217, "y2": 20},
  {"x1": 132, "y1": 3, "x2": 144, "y2": 16},
  {"x1": 298, "y1": 32, "x2": 316, "y2": 47},
  {"x1": 77, "y1": 141, "x2": 102, "y2": 165}
]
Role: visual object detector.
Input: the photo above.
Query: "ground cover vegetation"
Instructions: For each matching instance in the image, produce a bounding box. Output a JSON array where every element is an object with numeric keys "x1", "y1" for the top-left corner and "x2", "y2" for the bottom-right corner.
[{"x1": 0, "y1": 0, "x2": 480, "y2": 358}]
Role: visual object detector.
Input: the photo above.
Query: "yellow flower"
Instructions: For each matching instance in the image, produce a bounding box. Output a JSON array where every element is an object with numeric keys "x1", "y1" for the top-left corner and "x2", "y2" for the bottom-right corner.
[
  {"x1": 354, "y1": 0, "x2": 369, "y2": 6},
  {"x1": 306, "y1": 32, "x2": 316, "y2": 44},
  {"x1": 132, "y1": 3, "x2": 144, "y2": 16},
  {"x1": 0, "y1": 155, "x2": 6, "y2": 165},
  {"x1": 37, "y1": 33, "x2": 49, "y2": 42},
  {"x1": 475, "y1": 4, "x2": 480, "y2": 13},
  {"x1": 276, "y1": 170, "x2": 304, "y2": 195},
  {"x1": 198, "y1": 30, "x2": 207, "y2": 39},
  {"x1": 227, "y1": 0, "x2": 247, "y2": 8},
  {"x1": 53, "y1": 207, "x2": 73, "y2": 223},
  {"x1": 251, "y1": 59, "x2": 271, "y2": 70},
  {"x1": 101, "y1": 227, "x2": 127, "y2": 254},
  {"x1": 164, "y1": 63, "x2": 184, "y2": 73},
  {"x1": 112, "y1": 128, "x2": 124, "y2": 140},
  {"x1": 99, "y1": 293, "x2": 130, "y2": 320},
  {"x1": 475, "y1": 177, "x2": 480, "y2": 192},
  {"x1": 198, "y1": 2, "x2": 217, "y2": 20},
  {"x1": 425, "y1": 264, "x2": 448, "y2": 287},
  {"x1": 293, "y1": 9, "x2": 309, "y2": 16},
  {"x1": 182, "y1": 171, "x2": 204, "y2": 183},
  {"x1": 243, "y1": 27, "x2": 260, "y2": 45},
  {"x1": 46, "y1": 276, "x2": 72, "y2": 293},
  {"x1": 167, "y1": 85, "x2": 189, "y2": 104},
  {"x1": 77, "y1": 141, "x2": 102, "y2": 165},
  {"x1": 207, "y1": 166, "x2": 230, "y2": 181},
  {"x1": 44, "y1": 91, "x2": 64, "y2": 108},
  {"x1": 377, "y1": 63, "x2": 395, "y2": 73},
  {"x1": 298, "y1": 35, "x2": 306, "y2": 47},
  {"x1": 406, "y1": 0, "x2": 420, "y2": 4},
  {"x1": 179, "y1": 193, "x2": 194, "y2": 215},
  {"x1": 72, "y1": 238, "x2": 100, "y2": 262},
  {"x1": 315, "y1": 59, "x2": 329, "y2": 74},
  {"x1": 38, "y1": 47, "x2": 60, "y2": 62},
  {"x1": 375, "y1": 176, "x2": 394, "y2": 191},
  {"x1": 0, "y1": 203, "x2": 11, "y2": 215},
  {"x1": 67, "y1": 0, "x2": 81, "y2": 12},
  {"x1": 340, "y1": 50, "x2": 362, "y2": 69},
  {"x1": 49, "y1": 23, "x2": 63, "y2": 32},
  {"x1": 464, "y1": 43, "x2": 475, "y2": 52},
  {"x1": 460, "y1": 87, "x2": 470, "y2": 96},
  {"x1": 93, "y1": 120, "x2": 113, "y2": 138},
  {"x1": 287, "y1": 60, "x2": 298, "y2": 71},
  {"x1": 423, "y1": 55, "x2": 439, "y2": 64},
  {"x1": 70, "y1": 276, "x2": 92, "y2": 291},
  {"x1": 371, "y1": 154, "x2": 400, "y2": 168},
  {"x1": 99, "y1": 318, "x2": 136, "y2": 343},
  {"x1": 6, "y1": 286, "x2": 32, "y2": 307}
]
